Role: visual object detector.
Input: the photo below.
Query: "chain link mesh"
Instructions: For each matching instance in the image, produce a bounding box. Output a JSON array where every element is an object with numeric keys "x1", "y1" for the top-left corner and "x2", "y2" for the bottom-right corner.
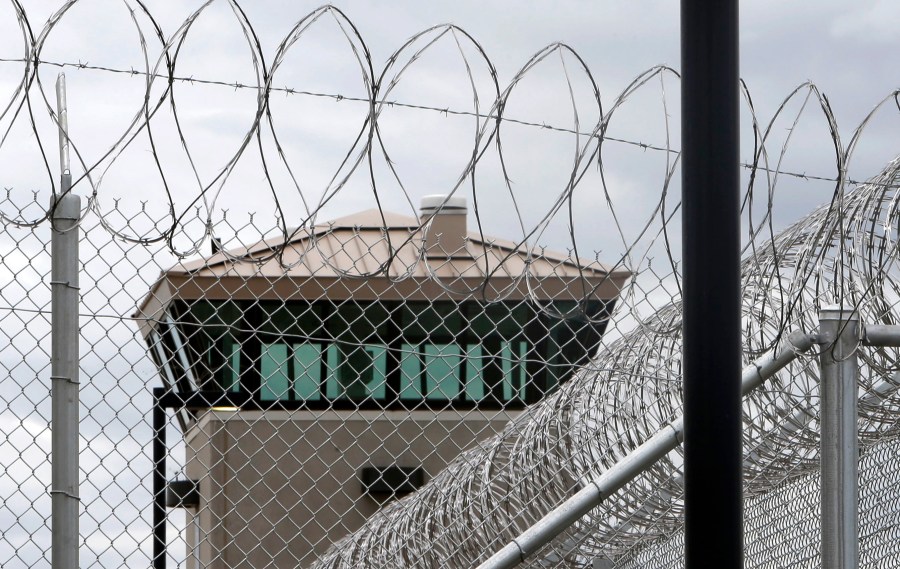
[
  {"x1": 3, "y1": 156, "x2": 900, "y2": 568},
  {"x1": 2, "y1": 3, "x2": 900, "y2": 568}
]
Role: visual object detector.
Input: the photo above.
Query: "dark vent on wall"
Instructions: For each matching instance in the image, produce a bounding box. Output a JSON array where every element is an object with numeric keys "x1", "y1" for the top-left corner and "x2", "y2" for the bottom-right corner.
[
  {"x1": 165, "y1": 479, "x2": 200, "y2": 508},
  {"x1": 360, "y1": 466, "x2": 425, "y2": 496}
]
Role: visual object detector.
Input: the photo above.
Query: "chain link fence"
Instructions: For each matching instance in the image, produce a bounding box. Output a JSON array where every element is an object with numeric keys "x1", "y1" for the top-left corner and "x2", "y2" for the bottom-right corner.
[
  {"x1": 3, "y1": 3, "x2": 900, "y2": 568},
  {"x1": 3, "y1": 155, "x2": 900, "y2": 568}
]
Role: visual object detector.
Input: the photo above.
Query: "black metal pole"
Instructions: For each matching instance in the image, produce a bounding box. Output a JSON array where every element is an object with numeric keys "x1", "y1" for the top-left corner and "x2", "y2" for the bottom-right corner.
[
  {"x1": 152, "y1": 388, "x2": 167, "y2": 569},
  {"x1": 680, "y1": 2, "x2": 742, "y2": 568}
]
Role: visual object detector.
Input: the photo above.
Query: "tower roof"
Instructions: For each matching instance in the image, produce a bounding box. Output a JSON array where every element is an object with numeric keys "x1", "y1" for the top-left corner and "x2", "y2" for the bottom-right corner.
[{"x1": 134, "y1": 207, "x2": 630, "y2": 336}]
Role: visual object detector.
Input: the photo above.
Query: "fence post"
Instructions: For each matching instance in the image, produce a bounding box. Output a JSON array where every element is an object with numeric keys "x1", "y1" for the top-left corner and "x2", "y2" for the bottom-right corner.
[
  {"x1": 680, "y1": 1, "x2": 742, "y2": 566},
  {"x1": 153, "y1": 388, "x2": 167, "y2": 569},
  {"x1": 818, "y1": 306, "x2": 859, "y2": 569},
  {"x1": 51, "y1": 181, "x2": 81, "y2": 569}
]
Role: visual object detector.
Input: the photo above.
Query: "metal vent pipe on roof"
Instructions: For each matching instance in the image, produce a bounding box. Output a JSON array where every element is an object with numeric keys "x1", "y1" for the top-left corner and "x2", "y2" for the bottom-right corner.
[{"x1": 420, "y1": 195, "x2": 467, "y2": 258}]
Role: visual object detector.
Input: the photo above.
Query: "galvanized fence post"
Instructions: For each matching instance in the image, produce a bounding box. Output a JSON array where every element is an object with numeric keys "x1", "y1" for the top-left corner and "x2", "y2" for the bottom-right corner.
[
  {"x1": 818, "y1": 306, "x2": 859, "y2": 569},
  {"x1": 50, "y1": 181, "x2": 81, "y2": 569},
  {"x1": 51, "y1": 72, "x2": 81, "y2": 569}
]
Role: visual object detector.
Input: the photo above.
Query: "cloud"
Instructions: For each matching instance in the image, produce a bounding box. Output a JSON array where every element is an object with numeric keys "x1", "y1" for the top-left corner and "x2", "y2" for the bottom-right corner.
[{"x1": 829, "y1": 0, "x2": 900, "y2": 44}]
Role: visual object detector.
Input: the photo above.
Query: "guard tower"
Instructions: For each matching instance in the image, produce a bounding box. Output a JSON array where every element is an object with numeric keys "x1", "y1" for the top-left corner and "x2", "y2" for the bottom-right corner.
[{"x1": 135, "y1": 196, "x2": 630, "y2": 568}]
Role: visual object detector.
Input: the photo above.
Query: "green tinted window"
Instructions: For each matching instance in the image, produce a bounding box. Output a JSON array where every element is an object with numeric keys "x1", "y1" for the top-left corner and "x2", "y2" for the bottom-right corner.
[
  {"x1": 256, "y1": 303, "x2": 323, "y2": 402},
  {"x1": 464, "y1": 344, "x2": 485, "y2": 401},
  {"x1": 167, "y1": 299, "x2": 605, "y2": 407},
  {"x1": 424, "y1": 344, "x2": 461, "y2": 400},
  {"x1": 294, "y1": 344, "x2": 322, "y2": 400},
  {"x1": 259, "y1": 342, "x2": 322, "y2": 401},
  {"x1": 260, "y1": 343, "x2": 290, "y2": 401},
  {"x1": 400, "y1": 344, "x2": 422, "y2": 400}
]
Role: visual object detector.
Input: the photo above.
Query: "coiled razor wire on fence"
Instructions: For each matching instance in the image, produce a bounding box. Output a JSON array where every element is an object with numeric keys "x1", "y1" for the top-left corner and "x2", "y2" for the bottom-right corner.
[
  {"x1": 1, "y1": 2, "x2": 900, "y2": 569},
  {"x1": 3, "y1": 1, "x2": 896, "y2": 255},
  {"x1": 311, "y1": 156, "x2": 900, "y2": 568}
]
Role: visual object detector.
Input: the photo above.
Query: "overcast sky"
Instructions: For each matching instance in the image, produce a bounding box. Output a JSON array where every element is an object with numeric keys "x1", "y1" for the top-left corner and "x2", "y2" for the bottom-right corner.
[
  {"x1": 0, "y1": 1, "x2": 898, "y2": 566},
  {"x1": 2, "y1": 0, "x2": 898, "y2": 255}
]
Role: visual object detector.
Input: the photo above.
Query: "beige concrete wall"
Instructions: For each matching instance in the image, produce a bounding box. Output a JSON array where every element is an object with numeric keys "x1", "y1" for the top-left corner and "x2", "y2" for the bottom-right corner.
[
  {"x1": 182, "y1": 409, "x2": 515, "y2": 568},
  {"x1": 184, "y1": 413, "x2": 229, "y2": 569}
]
